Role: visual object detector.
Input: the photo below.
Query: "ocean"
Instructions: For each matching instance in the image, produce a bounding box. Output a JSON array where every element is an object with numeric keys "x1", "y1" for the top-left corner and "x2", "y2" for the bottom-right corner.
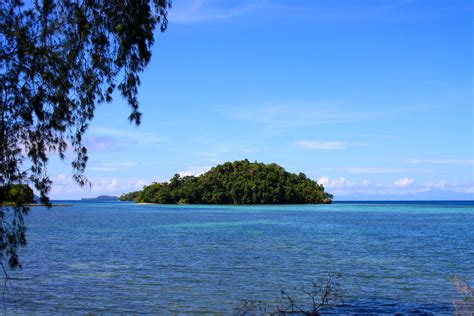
[{"x1": 5, "y1": 201, "x2": 474, "y2": 314}]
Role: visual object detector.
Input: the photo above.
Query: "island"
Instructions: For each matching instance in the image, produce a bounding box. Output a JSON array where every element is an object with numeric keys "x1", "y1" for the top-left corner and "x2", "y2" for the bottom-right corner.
[
  {"x1": 82, "y1": 195, "x2": 119, "y2": 201},
  {"x1": 120, "y1": 160, "x2": 333, "y2": 204},
  {"x1": 0, "y1": 184, "x2": 35, "y2": 205}
]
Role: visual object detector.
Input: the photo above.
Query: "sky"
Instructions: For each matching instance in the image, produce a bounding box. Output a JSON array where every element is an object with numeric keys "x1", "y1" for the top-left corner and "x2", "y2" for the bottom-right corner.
[{"x1": 48, "y1": 0, "x2": 473, "y2": 200}]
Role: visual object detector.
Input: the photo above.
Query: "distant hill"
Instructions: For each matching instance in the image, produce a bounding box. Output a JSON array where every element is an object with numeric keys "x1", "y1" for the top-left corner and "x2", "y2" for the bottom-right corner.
[
  {"x1": 82, "y1": 195, "x2": 119, "y2": 201},
  {"x1": 120, "y1": 160, "x2": 332, "y2": 204}
]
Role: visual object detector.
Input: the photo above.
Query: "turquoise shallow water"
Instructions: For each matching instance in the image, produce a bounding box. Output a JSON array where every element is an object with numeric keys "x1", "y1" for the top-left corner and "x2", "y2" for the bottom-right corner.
[{"x1": 6, "y1": 201, "x2": 474, "y2": 314}]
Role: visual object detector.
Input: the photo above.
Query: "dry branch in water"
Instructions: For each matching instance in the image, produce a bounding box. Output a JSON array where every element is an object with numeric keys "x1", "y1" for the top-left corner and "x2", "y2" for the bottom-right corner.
[
  {"x1": 238, "y1": 273, "x2": 343, "y2": 315},
  {"x1": 450, "y1": 275, "x2": 474, "y2": 315}
]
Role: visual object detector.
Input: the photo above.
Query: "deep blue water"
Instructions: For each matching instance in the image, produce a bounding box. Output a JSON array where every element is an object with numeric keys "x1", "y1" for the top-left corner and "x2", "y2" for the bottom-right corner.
[{"x1": 5, "y1": 201, "x2": 474, "y2": 314}]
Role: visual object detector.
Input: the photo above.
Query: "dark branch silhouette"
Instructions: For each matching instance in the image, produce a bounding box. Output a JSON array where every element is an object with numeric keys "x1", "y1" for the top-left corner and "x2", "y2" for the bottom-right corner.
[
  {"x1": 450, "y1": 275, "x2": 474, "y2": 315},
  {"x1": 1, "y1": 0, "x2": 171, "y2": 270},
  {"x1": 238, "y1": 273, "x2": 343, "y2": 315}
]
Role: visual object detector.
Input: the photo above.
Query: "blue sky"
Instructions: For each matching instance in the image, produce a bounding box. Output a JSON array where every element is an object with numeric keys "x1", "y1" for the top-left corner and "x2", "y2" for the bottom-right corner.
[{"x1": 49, "y1": 0, "x2": 473, "y2": 200}]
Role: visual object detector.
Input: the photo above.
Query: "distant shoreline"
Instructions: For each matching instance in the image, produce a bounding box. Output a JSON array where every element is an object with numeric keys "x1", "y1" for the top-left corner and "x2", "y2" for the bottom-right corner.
[
  {"x1": 11, "y1": 200, "x2": 471, "y2": 207},
  {"x1": 0, "y1": 203, "x2": 73, "y2": 207}
]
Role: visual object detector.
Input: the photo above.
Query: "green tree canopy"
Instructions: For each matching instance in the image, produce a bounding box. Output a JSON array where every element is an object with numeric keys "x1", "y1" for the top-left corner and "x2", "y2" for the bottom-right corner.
[
  {"x1": 121, "y1": 160, "x2": 333, "y2": 204},
  {"x1": 1, "y1": 0, "x2": 171, "y2": 267},
  {"x1": 0, "y1": 184, "x2": 35, "y2": 205}
]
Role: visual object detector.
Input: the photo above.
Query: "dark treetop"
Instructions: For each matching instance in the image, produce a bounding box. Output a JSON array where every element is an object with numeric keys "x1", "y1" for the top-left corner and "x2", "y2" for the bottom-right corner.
[{"x1": 120, "y1": 160, "x2": 333, "y2": 204}]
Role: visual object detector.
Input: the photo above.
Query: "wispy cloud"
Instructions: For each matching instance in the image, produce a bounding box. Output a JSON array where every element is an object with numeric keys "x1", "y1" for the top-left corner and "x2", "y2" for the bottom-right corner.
[
  {"x1": 318, "y1": 176, "x2": 351, "y2": 188},
  {"x1": 197, "y1": 152, "x2": 224, "y2": 164},
  {"x1": 265, "y1": 0, "x2": 468, "y2": 23},
  {"x1": 89, "y1": 161, "x2": 137, "y2": 172},
  {"x1": 89, "y1": 127, "x2": 168, "y2": 147},
  {"x1": 50, "y1": 174, "x2": 148, "y2": 198},
  {"x1": 316, "y1": 175, "x2": 473, "y2": 197},
  {"x1": 426, "y1": 180, "x2": 450, "y2": 189},
  {"x1": 423, "y1": 180, "x2": 473, "y2": 193},
  {"x1": 134, "y1": 179, "x2": 148, "y2": 190},
  {"x1": 168, "y1": 0, "x2": 459, "y2": 24},
  {"x1": 291, "y1": 140, "x2": 348, "y2": 150},
  {"x1": 394, "y1": 177, "x2": 414, "y2": 187},
  {"x1": 169, "y1": 0, "x2": 261, "y2": 23},
  {"x1": 192, "y1": 143, "x2": 270, "y2": 164},
  {"x1": 318, "y1": 167, "x2": 434, "y2": 174},
  {"x1": 84, "y1": 136, "x2": 115, "y2": 151},
  {"x1": 317, "y1": 176, "x2": 384, "y2": 196},
  {"x1": 405, "y1": 158, "x2": 474, "y2": 165},
  {"x1": 221, "y1": 103, "x2": 376, "y2": 129}
]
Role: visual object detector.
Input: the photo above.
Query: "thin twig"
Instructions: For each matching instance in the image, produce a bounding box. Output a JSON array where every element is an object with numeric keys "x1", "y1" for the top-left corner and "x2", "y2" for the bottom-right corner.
[{"x1": 1, "y1": 262, "x2": 9, "y2": 315}]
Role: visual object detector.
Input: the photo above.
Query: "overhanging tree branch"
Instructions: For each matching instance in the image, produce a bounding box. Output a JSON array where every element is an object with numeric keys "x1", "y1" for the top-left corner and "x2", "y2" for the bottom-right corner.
[{"x1": 0, "y1": 0, "x2": 171, "y2": 269}]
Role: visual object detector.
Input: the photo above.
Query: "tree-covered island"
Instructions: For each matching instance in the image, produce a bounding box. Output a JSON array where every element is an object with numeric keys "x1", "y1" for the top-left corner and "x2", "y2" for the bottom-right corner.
[
  {"x1": 120, "y1": 160, "x2": 333, "y2": 204},
  {"x1": 0, "y1": 184, "x2": 35, "y2": 205}
]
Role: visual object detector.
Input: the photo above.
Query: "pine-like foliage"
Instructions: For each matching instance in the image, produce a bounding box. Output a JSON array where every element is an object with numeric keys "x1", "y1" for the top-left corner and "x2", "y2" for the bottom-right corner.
[{"x1": 1, "y1": 0, "x2": 171, "y2": 268}]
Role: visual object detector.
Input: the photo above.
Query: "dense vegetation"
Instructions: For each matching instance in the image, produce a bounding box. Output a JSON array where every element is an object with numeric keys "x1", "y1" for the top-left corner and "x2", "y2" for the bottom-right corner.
[
  {"x1": 120, "y1": 160, "x2": 333, "y2": 204},
  {"x1": 0, "y1": 184, "x2": 35, "y2": 205},
  {"x1": 119, "y1": 191, "x2": 141, "y2": 202}
]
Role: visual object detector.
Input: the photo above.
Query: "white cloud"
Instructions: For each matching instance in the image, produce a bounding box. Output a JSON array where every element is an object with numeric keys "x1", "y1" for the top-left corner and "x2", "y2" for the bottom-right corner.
[
  {"x1": 317, "y1": 176, "x2": 330, "y2": 186},
  {"x1": 318, "y1": 176, "x2": 352, "y2": 188},
  {"x1": 319, "y1": 167, "x2": 434, "y2": 174},
  {"x1": 426, "y1": 180, "x2": 448, "y2": 189},
  {"x1": 394, "y1": 177, "x2": 414, "y2": 187},
  {"x1": 315, "y1": 177, "x2": 420, "y2": 196},
  {"x1": 461, "y1": 186, "x2": 474, "y2": 193},
  {"x1": 313, "y1": 175, "x2": 473, "y2": 198},
  {"x1": 178, "y1": 166, "x2": 211, "y2": 177},
  {"x1": 423, "y1": 180, "x2": 474, "y2": 193},
  {"x1": 292, "y1": 140, "x2": 347, "y2": 150},
  {"x1": 405, "y1": 158, "x2": 474, "y2": 165},
  {"x1": 49, "y1": 174, "x2": 149, "y2": 198},
  {"x1": 91, "y1": 179, "x2": 120, "y2": 194}
]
